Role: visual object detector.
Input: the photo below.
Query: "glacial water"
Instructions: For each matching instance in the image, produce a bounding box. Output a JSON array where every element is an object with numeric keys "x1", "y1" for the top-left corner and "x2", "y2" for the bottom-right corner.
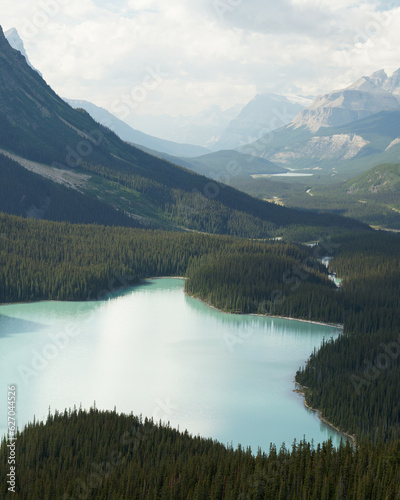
[{"x1": 0, "y1": 278, "x2": 344, "y2": 451}]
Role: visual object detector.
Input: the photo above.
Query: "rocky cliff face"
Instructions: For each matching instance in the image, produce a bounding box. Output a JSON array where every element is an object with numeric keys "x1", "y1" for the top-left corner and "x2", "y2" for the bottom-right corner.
[
  {"x1": 291, "y1": 75, "x2": 400, "y2": 132},
  {"x1": 383, "y1": 69, "x2": 400, "y2": 96}
]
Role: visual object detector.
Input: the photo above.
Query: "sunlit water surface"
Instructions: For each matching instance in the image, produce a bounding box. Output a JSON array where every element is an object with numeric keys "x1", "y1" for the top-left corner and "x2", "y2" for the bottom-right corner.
[{"x1": 0, "y1": 278, "x2": 344, "y2": 451}]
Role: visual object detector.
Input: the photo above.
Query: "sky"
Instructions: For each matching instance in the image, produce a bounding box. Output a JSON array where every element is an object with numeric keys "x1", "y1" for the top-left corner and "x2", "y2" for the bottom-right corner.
[{"x1": 2, "y1": 0, "x2": 400, "y2": 121}]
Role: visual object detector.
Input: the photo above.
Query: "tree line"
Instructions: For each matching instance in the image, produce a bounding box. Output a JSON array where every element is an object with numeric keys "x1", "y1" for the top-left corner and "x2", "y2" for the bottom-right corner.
[{"x1": 1, "y1": 407, "x2": 399, "y2": 499}]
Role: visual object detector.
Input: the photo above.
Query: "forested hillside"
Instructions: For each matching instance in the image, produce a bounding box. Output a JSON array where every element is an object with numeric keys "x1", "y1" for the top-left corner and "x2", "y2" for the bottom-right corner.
[
  {"x1": 296, "y1": 232, "x2": 400, "y2": 442},
  {"x1": 1, "y1": 212, "x2": 399, "y2": 443},
  {"x1": 2, "y1": 212, "x2": 399, "y2": 442},
  {"x1": 0, "y1": 154, "x2": 151, "y2": 228},
  {"x1": 0, "y1": 26, "x2": 367, "y2": 239},
  {"x1": 1, "y1": 408, "x2": 399, "y2": 499},
  {"x1": 0, "y1": 212, "x2": 331, "y2": 304},
  {"x1": 185, "y1": 253, "x2": 341, "y2": 323}
]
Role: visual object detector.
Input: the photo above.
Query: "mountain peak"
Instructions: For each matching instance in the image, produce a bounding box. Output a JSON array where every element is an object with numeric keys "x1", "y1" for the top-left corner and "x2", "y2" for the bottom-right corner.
[
  {"x1": 345, "y1": 76, "x2": 385, "y2": 93},
  {"x1": 368, "y1": 69, "x2": 388, "y2": 87},
  {"x1": 383, "y1": 68, "x2": 400, "y2": 95},
  {"x1": 291, "y1": 71, "x2": 400, "y2": 132},
  {"x1": 4, "y1": 26, "x2": 41, "y2": 76}
]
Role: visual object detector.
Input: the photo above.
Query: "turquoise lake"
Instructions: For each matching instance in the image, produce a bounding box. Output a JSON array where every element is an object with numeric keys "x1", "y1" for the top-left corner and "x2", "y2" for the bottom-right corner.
[{"x1": 0, "y1": 278, "x2": 344, "y2": 451}]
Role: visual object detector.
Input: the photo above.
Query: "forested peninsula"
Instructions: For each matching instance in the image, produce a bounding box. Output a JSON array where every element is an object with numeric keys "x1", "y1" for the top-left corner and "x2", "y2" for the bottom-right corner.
[{"x1": 1, "y1": 212, "x2": 400, "y2": 497}]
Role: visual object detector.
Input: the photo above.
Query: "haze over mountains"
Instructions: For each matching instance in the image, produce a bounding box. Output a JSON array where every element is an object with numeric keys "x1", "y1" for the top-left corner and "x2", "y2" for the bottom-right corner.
[
  {"x1": 64, "y1": 98, "x2": 210, "y2": 158},
  {"x1": 4, "y1": 28, "x2": 306, "y2": 156},
  {"x1": 292, "y1": 70, "x2": 400, "y2": 132},
  {"x1": 3, "y1": 25, "x2": 399, "y2": 229},
  {"x1": 240, "y1": 69, "x2": 400, "y2": 179},
  {"x1": 0, "y1": 25, "x2": 363, "y2": 239},
  {"x1": 214, "y1": 93, "x2": 307, "y2": 150}
]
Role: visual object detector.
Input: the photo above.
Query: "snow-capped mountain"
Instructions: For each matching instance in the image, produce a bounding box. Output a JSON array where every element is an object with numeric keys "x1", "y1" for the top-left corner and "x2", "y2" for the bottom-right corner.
[
  {"x1": 5, "y1": 28, "x2": 42, "y2": 76},
  {"x1": 291, "y1": 70, "x2": 400, "y2": 133},
  {"x1": 213, "y1": 93, "x2": 307, "y2": 150}
]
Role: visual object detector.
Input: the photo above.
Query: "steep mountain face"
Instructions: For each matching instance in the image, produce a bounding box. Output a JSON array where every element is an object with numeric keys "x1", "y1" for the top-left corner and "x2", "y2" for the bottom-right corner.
[
  {"x1": 291, "y1": 75, "x2": 400, "y2": 132},
  {"x1": 270, "y1": 133, "x2": 369, "y2": 164},
  {"x1": 241, "y1": 109, "x2": 400, "y2": 177},
  {"x1": 64, "y1": 98, "x2": 210, "y2": 158},
  {"x1": 238, "y1": 68, "x2": 400, "y2": 178},
  {"x1": 213, "y1": 93, "x2": 306, "y2": 150},
  {"x1": 4, "y1": 28, "x2": 41, "y2": 76},
  {"x1": 383, "y1": 69, "x2": 400, "y2": 96},
  {"x1": 0, "y1": 25, "x2": 364, "y2": 237}
]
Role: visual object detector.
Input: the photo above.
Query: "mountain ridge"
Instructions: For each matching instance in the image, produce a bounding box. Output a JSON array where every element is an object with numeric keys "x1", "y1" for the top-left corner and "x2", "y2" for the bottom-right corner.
[
  {"x1": 291, "y1": 72, "x2": 400, "y2": 133},
  {"x1": 0, "y1": 25, "x2": 365, "y2": 238},
  {"x1": 64, "y1": 98, "x2": 211, "y2": 158}
]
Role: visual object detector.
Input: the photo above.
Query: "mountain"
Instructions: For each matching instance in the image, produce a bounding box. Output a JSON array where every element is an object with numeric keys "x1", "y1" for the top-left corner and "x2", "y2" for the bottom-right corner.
[
  {"x1": 240, "y1": 110, "x2": 400, "y2": 178},
  {"x1": 64, "y1": 98, "x2": 210, "y2": 158},
  {"x1": 236, "y1": 68, "x2": 400, "y2": 179},
  {"x1": 343, "y1": 162, "x2": 400, "y2": 195},
  {"x1": 0, "y1": 25, "x2": 365, "y2": 238},
  {"x1": 126, "y1": 104, "x2": 242, "y2": 149},
  {"x1": 382, "y1": 69, "x2": 400, "y2": 96},
  {"x1": 132, "y1": 146, "x2": 286, "y2": 178},
  {"x1": 5, "y1": 27, "x2": 42, "y2": 76},
  {"x1": 213, "y1": 93, "x2": 307, "y2": 150},
  {"x1": 291, "y1": 74, "x2": 400, "y2": 132}
]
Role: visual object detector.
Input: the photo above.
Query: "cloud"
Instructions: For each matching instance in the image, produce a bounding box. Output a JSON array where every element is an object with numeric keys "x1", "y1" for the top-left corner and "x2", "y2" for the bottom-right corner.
[{"x1": 2, "y1": 0, "x2": 400, "y2": 120}]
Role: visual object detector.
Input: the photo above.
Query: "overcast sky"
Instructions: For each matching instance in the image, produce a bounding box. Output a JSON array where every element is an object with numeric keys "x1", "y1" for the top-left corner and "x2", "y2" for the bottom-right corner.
[{"x1": 2, "y1": 0, "x2": 400, "y2": 118}]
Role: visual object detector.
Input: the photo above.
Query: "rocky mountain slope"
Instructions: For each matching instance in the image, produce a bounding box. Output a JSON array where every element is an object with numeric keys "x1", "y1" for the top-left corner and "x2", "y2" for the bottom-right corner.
[{"x1": 0, "y1": 25, "x2": 364, "y2": 238}]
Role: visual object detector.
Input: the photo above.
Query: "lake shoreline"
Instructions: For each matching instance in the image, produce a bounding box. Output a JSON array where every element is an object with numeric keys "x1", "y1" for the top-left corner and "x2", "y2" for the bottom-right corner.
[
  {"x1": 294, "y1": 383, "x2": 356, "y2": 446},
  {"x1": 1, "y1": 277, "x2": 347, "y2": 449},
  {"x1": 0, "y1": 276, "x2": 188, "y2": 307},
  {"x1": 186, "y1": 290, "x2": 352, "y2": 446},
  {"x1": 185, "y1": 291, "x2": 343, "y2": 330}
]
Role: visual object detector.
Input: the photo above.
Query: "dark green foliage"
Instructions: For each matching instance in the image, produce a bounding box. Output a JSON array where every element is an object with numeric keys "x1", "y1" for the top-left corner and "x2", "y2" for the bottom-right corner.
[
  {"x1": 0, "y1": 154, "x2": 149, "y2": 228},
  {"x1": 0, "y1": 26, "x2": 367, "y2": 240},
  {"x1": 185, "y1": 252, "x2": 342, "y2": 323},
  {"x1": 0, "y1": 212, "x2": 321, "y2": 304},
  {"x1": 1, "y1": 409, "x2": 399, "y2": 499},
  {"x1": 1, "y1": 212, "x2": 399, "y2": 444},
  {"x1": 230, "y1": 163, "x2": 400, "y2": 231},
  {"x1": 296, "y1": 231, "x2": 400, "y2": 442}
]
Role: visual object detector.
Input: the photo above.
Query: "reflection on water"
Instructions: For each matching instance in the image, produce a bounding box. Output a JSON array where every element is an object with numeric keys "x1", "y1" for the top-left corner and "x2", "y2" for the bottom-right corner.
[{"x1": 0, "y1": 278, "x2": 344, "y2": 451}]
